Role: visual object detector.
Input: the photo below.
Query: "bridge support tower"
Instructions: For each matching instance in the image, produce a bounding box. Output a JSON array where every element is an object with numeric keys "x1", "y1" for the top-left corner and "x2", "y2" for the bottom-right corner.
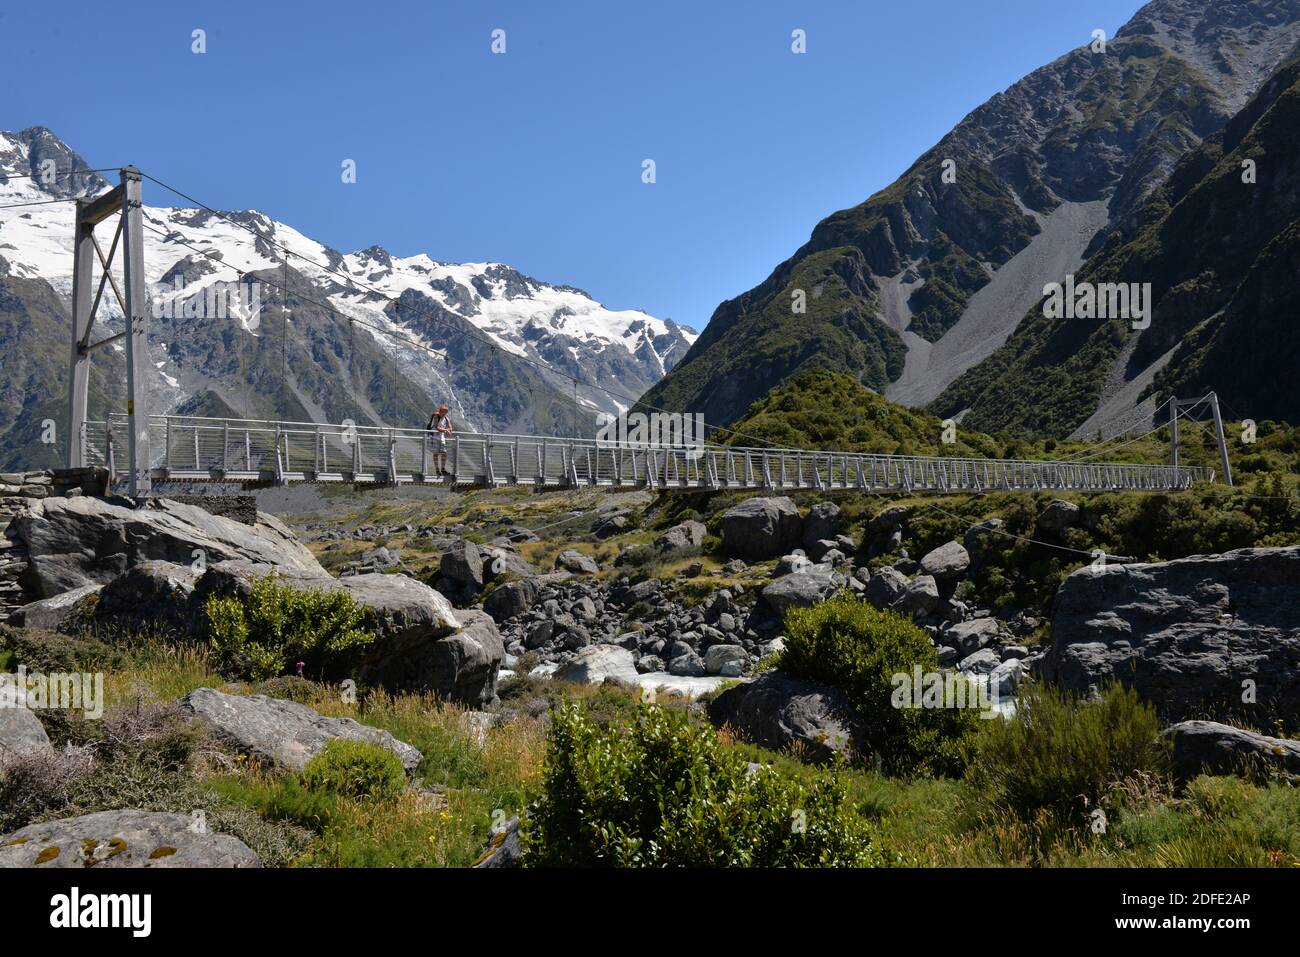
[{"x1": 67, "y1": 167, "x2": 150, "y2": 495}]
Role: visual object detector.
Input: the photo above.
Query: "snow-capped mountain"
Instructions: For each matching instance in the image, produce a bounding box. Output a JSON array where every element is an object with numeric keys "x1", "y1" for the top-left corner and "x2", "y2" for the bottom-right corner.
[{"x1": 0, "y1": 127, "x2": 695, "y2": 463}]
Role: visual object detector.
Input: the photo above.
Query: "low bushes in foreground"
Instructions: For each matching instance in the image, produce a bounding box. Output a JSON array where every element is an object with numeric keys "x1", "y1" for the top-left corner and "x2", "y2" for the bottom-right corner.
[
  {"x1": 522, "y1": 702, "x2": 884, "y2": 867},
  {"x1": 780, "y1": 593, "x2": 980, "y2": 777}
]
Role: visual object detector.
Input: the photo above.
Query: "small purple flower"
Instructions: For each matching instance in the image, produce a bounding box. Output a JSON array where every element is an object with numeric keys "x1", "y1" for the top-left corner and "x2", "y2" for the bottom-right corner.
[{"x1": 296, "y1": 661, "x2": 306, "y2": 677}]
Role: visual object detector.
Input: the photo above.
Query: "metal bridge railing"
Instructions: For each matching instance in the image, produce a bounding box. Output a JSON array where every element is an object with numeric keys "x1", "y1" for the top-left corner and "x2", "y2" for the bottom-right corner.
[{"x1": 80, "y1": 414, "x2": 1217, "y2": 493}]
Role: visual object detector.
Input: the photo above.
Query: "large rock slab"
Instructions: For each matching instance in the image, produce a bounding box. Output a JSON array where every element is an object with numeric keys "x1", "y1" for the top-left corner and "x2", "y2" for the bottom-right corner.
[
  {"x1": 14, "y1": 496, "x2": 323, "y2": 598},
  {"x1": 707, "y1": 670, "x2": 862, "y2": 763},
  {"x1": 0, "y1": 674, "x2": 52, "y2": 758},
  {"x1": 1165, "y1": 720, "x2": 1300, "y2": 781},
  {"x1": 180, "y1": 687, "x2": 422, "y2": 772},
  {"x1": 721, "y1": 497, "x2": 802, "y2": 560},
  {"x1": 359, "y1": 608, "x2": 504, "y2": 706},
  {"x1": 141, "y1": 559, "x2": 481, "y2": 699},
  {"x1": 0, "y1": 810, "x2": 259, "y2": 868},
  {"x1": 1045, "y1": 547, "x2": 1300, "y2": 721},
  {"x1": 339, "y1": 572, "x2": 462, "y2": 644}
]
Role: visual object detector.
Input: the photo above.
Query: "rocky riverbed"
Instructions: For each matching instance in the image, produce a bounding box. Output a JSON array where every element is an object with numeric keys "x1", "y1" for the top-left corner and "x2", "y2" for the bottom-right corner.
[{"x1": 3, "y1": 477, "x2": 1300, "y2": 868}]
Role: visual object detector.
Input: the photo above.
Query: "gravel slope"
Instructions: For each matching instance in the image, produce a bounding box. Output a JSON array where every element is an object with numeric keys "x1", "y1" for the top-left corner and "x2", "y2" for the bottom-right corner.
[{"x1": 886, "y1": 200, "x2": 1110, "y2": 408}]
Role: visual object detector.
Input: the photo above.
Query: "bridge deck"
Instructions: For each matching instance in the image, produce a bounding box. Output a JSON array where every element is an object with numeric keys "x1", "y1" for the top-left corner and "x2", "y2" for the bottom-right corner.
[{"x1": 82, "y1": 414, "x2": 1215, "y2": 494}]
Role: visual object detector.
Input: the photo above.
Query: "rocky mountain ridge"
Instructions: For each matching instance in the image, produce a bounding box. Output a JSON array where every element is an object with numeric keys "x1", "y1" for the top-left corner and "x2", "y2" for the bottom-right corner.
[
  {"x1": 641, "y1": 0, "x2": 1300, "y2": 433},
  {"x1": 0, "y1": 127, "x2": 695, "y2": 469}
]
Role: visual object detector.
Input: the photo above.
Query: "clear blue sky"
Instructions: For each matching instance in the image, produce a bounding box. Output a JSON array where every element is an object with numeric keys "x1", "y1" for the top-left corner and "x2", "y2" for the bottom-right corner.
[{"x1": 3, "y1": 0, "x2": 1145, "y2": 330}]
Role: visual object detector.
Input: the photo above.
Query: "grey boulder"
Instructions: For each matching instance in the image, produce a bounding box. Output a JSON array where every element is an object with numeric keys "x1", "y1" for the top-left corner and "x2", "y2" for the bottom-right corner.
[
  {"x1": 1036, "y1": 499, "x2": 1080, "y2": 535},
  {"x1": 988, "y1": 658, "x2": 1026, "y2": 699},
  {"x1": 865, "y1": 566, "x2": 909, "y2": 610},
  {"x1": 944, "y1": 618, "x2": 1002, "y2": 656},
  {"x1": 802, "y1": 502, "x2": 842, "y2": 549},
  {"x1": 481, "y1": 545, "x2": 535, "y2": 581},
  {"x1": 92, "y1": 560, "x2": 200, "y2": 632},
  {"x1": 14, "y1": 583, "x2": 102, "y2": 631},
  {"x1": 894, "y1": 575, "x2": 940, "y2": 617},
  {"x1": 359, "y1": 608, "x2": 504, "y2": 706},
  {"x1": 774, "y1": 553, "x2": 812, "y2": 576},
  {"x1": 654, "y1": 520, "x2": 706, "y2": 557},
  {"x1": 720, "y1": 496, "x2": 802, "y2": 560},
  {"x1": 762, "y1": 565, "x2": 839, "y2": 615},
  {"x1": 0, "y1": 810, "x2": 260, "y2": 868},
  {"x1": 553, "y1": 645, "x2": 639, "y2": 685},
  {"x1": 483, "y1": 577, "x2": 541, "y2": 623},
  {"x1": 472, "y1": 815, "x2": 521, "y2": 868},
  {"x1": 707, "y1": 670, "x2": 862, "y2": 763},
  {"x1": 703, "y1": 644, "x2": 748, "y2": 677},
  {"x1": 555, "y1": 549, "x2": 599, "y2": 575},
  {"x1": 0, "y1": 674, "x2": 51, "y2": 758},
  {"x1": 919, "y1": 541, "x2": 970, "y2": 581},
  {"x1": 668, "y1": 652, "x2": 707, "y2": 677},
  {"x1": 1044, "y1": 546, "x2": 1300, "y2": 721},
  {"x1": 196, "y1": 561, "x2": 460, "y2": 645},
  {"x1": 957, "y1": 648, "x2": 1001, "y2": 675},
  {"x1": 440, "y1": 539, "x2": 484, "y2": 590},
  {"x1": 1165, "y1": 720, "x2": 1300, "y2": 781},
  {"x1": 181, "y1": 687, "x2": 422, "y2": 773}
]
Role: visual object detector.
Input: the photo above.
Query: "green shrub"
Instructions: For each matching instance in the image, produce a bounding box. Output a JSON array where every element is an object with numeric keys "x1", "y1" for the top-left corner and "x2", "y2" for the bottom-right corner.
[
  {"x1": 205, "y1": 575, "x2": 375, "y2": 680},
  {"x1": 964, "y1": 682, "x2": 1168, "y2": 826},
  {"x1": 780, "y1": 593, "x2": 980, "y2": 777},
  {"x1": 253, "y1": 675, "x2": 322, "y2": 703},
  {"x1": 522, "y1": 703, "x2": 882, "y2": 867},
  {"x1": 300, "y1": 739, "x2": 407, "y2": 801}
]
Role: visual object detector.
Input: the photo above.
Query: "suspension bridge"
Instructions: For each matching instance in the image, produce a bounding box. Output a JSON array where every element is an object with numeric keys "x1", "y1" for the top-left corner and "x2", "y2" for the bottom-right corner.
[
  {"x1": 78, "y1": 413, "x2": 1217, "y2": 493},
  {"x1": 6, "y1": 166, "x2": 1233, "y2": 496}
]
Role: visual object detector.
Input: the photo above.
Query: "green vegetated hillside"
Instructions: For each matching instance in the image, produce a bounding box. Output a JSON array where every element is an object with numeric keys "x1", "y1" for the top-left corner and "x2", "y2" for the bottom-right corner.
[
  {"x1": 721, "y1": 369, "x2": 1003, "y2": 458},
  {"x1": 715, "y1": 366, "x2": 1281, "y2": 479},
  {"x1": 931, "y1": 51, "x2": 1300, "y2": 436},
  {"x1": 640, "y1": 0, "x2": 1291, "y2": 430}
]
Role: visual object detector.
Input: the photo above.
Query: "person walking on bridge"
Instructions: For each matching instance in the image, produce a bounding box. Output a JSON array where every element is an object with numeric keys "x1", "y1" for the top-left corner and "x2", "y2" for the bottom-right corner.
[{"x1": 427, "y1": 404, "x2": 454, "y2": 478}]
